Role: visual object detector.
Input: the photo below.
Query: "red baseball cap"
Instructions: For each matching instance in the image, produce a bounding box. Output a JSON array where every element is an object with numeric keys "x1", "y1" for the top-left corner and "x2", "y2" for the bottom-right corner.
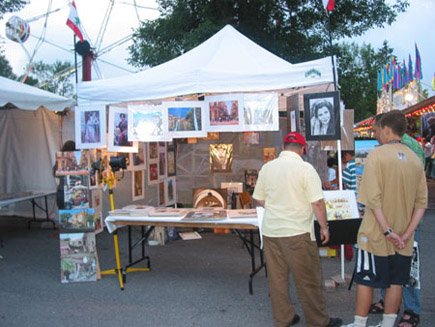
[{"x1": 283, "y1": 132, "x2": 306, "y2": 147}]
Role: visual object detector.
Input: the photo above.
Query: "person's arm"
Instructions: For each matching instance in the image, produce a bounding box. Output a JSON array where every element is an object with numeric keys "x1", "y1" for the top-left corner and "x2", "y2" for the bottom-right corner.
[
  {"x1": 401, "y1": 208, "x2": 425, "y2": 245},
  {"x1": 311, "y1": 198, "x2": 330, "y2": 244},
  {"x1": 371, "y1": 208, "x2": 404, "y2": 249}
]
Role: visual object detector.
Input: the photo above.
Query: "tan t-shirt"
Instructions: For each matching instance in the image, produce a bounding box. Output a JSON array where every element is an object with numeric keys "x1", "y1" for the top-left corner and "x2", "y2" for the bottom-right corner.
[
  {"x1": 253, "y1": 151, "x2": 324, "y2": 238},
  {"x1": 357, "y1": 143, "x2": 427, "y2": 256}
]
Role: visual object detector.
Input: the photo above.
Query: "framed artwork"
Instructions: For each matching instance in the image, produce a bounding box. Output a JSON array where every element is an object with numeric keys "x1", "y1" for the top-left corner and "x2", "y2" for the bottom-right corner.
[
  {"x1": 164, "y1": 101, "x2": 207, "y2": 138},
  {"x1": 158, "y1": 149, "x2": 167, "y2": 179},
  {"x1": 242, "y1": 132, "x2": 259, "y2": 145},
  {"x1": 286, "y1": 94, "x2": 300, "y2": 133},
  {"x1": 148, "y1": 163, "x2": 159, "y2": 185},
  {"x1": 210, "y1": 144, "x2": 233, "y2": 172},
  {"x1": 56, "y1": 151, "x2": 90, "y2": 176},
  {"x1": 130, "y1": 143, "x2": 146, "y2": 170},
  {"x1": 242, "y1": 93, "x2": 279, "y2": 131},
  {"x1": 58, "y1": 208, "x2": 95, "y2": 233},
  {"x1": 244, "y1": 169, "x2": 258, "y2": 190},
  {"x1": 158, "y1": 181, "x2": 165, "y2": 206},
  {"x1": 90, "y1": 189, "x2": 104, "y2": 234},
  {"x1": 75, "y1": 105, "x2": 106, "y2": 149},
  {"x1": 60, "y1": 232, "x2": 97, "y2": 283},
  {"x1": 221, "y1": 182, "x2": 243, "y2": 208},
  {"x1": 167, "y1": 143, "x2": 176, "y2": 177},
  {"x1": 304, "y1": 91, "x2": 341, "y2": 141},
  {"x1": 323, "y1": 190, "x2": 360, "y2": 220},
  {"x1": 108, "y1": 106, "x2": 138, "y2": 153},
  {"x1": 263, "y1": 148, "x2": 276, "y2": 162},
  {"x1": 63, "y1": 175, "x2": 90, "y2": 209},
  {"x1": 205, "y1": 94, "x2": 243, "y2": 132},
  {"x1": 165, "y1": 177, "x2": 176, "y2": 206},
  {"x1": 132, "y1": 170, "x2": 145, "y2": 201},
  {"x1": 128, "y1": 105, "x2": 171, "y2": 142}
]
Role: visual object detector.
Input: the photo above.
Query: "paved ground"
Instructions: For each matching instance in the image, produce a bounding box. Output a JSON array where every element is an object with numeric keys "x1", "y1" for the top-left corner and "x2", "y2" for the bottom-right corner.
[{"x1": 0, "y1": 182, "x2": 434, "y2": 327}]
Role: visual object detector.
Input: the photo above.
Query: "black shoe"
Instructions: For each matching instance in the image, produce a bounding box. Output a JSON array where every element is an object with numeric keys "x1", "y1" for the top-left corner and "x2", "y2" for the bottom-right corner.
[
  {"x1": 288, "y1": 314, "x2": 300, "y2": 326},
  {"x1": 327, "y1": 317, "x2": 343, "y2": 327}
]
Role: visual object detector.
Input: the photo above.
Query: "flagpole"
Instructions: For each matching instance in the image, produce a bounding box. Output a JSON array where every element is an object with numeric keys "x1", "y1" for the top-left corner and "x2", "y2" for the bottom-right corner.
[
  {"x1": 327, "y1": 12, "x2": 337, "y2": 91},
  {"x1": 74, "y1": 35, "x2": 78, "y2": 84}
]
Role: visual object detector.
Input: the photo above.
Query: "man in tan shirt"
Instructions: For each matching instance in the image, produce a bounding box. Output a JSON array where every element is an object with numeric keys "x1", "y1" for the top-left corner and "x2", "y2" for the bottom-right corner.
[
  {"x1": 253, "y1": 132, "x2": 342, "y2": 327},
  {"x1": 343, "y1": 111, "x2": 427, "y2": 327}
]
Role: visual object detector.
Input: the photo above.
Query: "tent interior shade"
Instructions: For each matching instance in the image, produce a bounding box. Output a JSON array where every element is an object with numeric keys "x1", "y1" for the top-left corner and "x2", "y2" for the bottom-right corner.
[
  {"x1": 78, "y1": 25, "x2": 334, "y2": 106},
  {"x1": 0, "y1": 76, "x2": 75, "y2": 111}
]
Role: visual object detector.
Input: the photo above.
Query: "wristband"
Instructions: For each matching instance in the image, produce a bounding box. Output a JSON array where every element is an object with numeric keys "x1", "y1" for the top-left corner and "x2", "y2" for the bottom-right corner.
[{"x1": 383, "y1": 228, "x2": 393, "y2": 236}]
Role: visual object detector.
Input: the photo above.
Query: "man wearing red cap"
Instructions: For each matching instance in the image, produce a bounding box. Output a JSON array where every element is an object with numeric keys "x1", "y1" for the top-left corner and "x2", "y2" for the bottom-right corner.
[{"x1": 253, "y1": 132, "x2": 342, "y2": 327}]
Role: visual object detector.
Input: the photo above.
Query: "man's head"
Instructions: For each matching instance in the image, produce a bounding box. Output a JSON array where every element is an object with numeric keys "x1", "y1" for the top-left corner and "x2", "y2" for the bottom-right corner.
[
  {"x1": 341, "y1": 150, "x2": 355, "y2": 164},
  {"x1": 378, "y1": 110, "x2": 407, "y2": 143},
  {"x1": 372, "y1": 113, "x2": 385, "y2": 144},
  {"x1": 283, "y1": 132, "x2": 306, "y2": 156}
]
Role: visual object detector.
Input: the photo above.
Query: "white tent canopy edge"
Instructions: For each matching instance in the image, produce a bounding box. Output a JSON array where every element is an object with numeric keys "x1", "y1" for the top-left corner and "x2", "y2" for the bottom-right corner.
[{"x1": 77, "y1": 25, "x2": 334, "y2": 106}]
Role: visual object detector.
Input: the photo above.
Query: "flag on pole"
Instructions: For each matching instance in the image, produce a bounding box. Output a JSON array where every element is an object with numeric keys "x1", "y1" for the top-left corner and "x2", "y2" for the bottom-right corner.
[
  {"x1": 415, "y1": 43, "x2": 423, "y2": 79},
  {"x1": 322, "y1": 0, "x2": 335, "y2": 12},
  {"x1": 66, "y1": 1, "x2": 84, "y2": 42},
  {"x1": 432, "y1": 74, "x2": 435, "y2": 91},
  {"x1": 408, "y1": 54, "x2": 414, "y2": 82}
]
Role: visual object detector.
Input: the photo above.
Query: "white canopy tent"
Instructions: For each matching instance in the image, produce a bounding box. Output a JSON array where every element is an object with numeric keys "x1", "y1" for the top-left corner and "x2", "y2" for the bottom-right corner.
[
  {"x1": 78, "y1": 25, "x2": 334, "y2": 105},
  {"x1": 0, "y1": 76, "x2": 74, "y2": 218}
]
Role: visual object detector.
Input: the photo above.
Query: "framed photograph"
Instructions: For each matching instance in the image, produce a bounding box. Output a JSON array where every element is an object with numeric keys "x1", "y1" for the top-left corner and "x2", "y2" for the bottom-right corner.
[
  {"x1": 56, "y1": 151, "x2": 90, "y2": 176},
  {"x1": 130, "y1": 143, "x2": 146, "y2": 170},
  {"x1": 148, "y1": 162, "x2": 159, "y2": 185},
  {"x1": 108, "y1": 106, "x2": 138, "y2": 153},
  {"x1": 128, "y1": 105, "x2": 171, "y2": 142},
  {"x1": 304, "y1": 91, "x2": 341, "y2": 141},
  {"x1": 221, "y1": 182, "x2": 243, "y2": 208},
  {"x1": 165, "y1": 177, "x2": 176, "y2": 206},
  {"x1": 164, "y1": 101, "x2": 207, "y2": 138},
  {"x1": 158, "y1": 148, "x2": 167, "y2": 179},
  {"x1": 323, "y1": 190, "x2": 360, "y2": 220},
  {"x1": 242, "y1": 93, "x2": 279, "y2": 131},
  {"x1": 63, "y1": 175, "x2": 90, "y2": 209},
  {"x1": 263, "y1": 148, "x2": 276, "y2": 163},
  {"x1": 158, "y1": 181, "x2": 165, "y2": 206},
  {"x1": 167, "y1": 143, "x2": 176, "y2": 177},
  {"x1": 205, "y1": 94, "x2": 243, "y2": 132},
  {"x1": 75, "y1": 105, "x2": 106, "y2": 149},
  {"x1": 90, "y1": 189, "x2": 104, "y2": 234},
  {"x1": 286, "y1": 94, "x2": 300, "y2": 133},
  {"x1": 132, "y1": 170, "x2": 145, "y2": 201},
  {"x1": 58, "y1": 208, "x2": 95, "y2": 233},
  {"x1": 210, "y1": 144, "x2": 233, "y2": 172}
]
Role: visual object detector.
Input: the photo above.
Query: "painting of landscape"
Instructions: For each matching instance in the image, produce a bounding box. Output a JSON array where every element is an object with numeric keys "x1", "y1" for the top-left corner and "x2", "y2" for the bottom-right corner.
[{"x1": 165, "y1": 101, "x2": 207, "y2": 138}]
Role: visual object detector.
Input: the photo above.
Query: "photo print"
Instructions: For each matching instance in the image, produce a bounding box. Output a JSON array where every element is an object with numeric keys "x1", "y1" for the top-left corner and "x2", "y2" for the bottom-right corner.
[
  {"x1": 242, "y1": 93, "x2": 279, "y2": 131},
  {"x1": 58, "y1": 208, "x2": 95, "y2": 233},
  {"x1": 132, "y1": 170, "x2": 145, "y2": 201},
  {"x1": 56, "y1": 150, "x2": 90, "y2": 176},
  {"x1": 130, "y1": 143, "x2": 146, "y2": 170},
  {"x1": 165, "y1": 177, "x2": 176, "y2": 206},
  {"x1": 63, "y1": 175, "x2": 90, "y2": 209},
  {"x1": 108, "y1": 106, "x2": 138, "y2": 153},
  {"x1": 167, "y1": 142, "x2": 176, "y2": 177},
  {"x1": 164, "y1": 101, "x2": 207, "y2": 138},
  {"x1": 148, "y1": 162, "x2": 159, "y2": 185},
  {"x1": 205, "y1": 94, "x2": 243, "y2": 132},
  {"x1": 128, "y1": 105, "x2": 170, "y2": 142},
  {"x1": 75, "y1": 105, "x2": 106, "y2": 149},
  {"x1": 304, "y1": 91, "x2": 341, "y2": 141}
]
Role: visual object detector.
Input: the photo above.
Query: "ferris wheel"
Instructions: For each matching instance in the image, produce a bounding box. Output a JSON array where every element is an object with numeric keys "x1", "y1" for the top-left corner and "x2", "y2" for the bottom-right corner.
[{"x1": 3, "y1": 0, "x2": 159, "y2": 85}]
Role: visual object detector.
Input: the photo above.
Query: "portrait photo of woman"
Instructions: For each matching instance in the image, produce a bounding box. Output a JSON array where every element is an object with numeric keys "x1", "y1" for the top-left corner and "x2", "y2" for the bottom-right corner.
[{"x1": 304, "y1": 91, "x2": 341, "y2": 141}]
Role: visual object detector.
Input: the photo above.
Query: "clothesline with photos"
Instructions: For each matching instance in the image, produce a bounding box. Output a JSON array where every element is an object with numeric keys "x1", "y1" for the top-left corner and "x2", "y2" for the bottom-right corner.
[{"x1": 74, "y1": 92, "x2": 280, "y2": 150}]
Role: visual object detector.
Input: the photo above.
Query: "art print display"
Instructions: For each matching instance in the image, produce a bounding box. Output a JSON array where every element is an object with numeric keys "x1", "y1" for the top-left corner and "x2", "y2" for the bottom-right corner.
[
  {"x1": 56, "y1": 151, "x2": 90, "y2": 176},
  {"x1": 132, "y1": 170, "x2": 144, "y2": 201},
  {"x1": 242, "y1": 132, "x2": 259, "y2": 145},
  {"x1": 263, "y1": 148, "x2": 276, "y2": 163},
  {"x1": 91, "y1": 189, "x2": 104, "y2": 234},
  {"x1": 128, "y1": 105, "x2": 170, "y2": 142},
  {"x1": 165, "y1": 177, "x2": 176, "y2": 206},
  {"x1": 242, "y1": 93, "x2": 279, "y2": 131},
  {"x1": 158, "y1": 150, "x2": 167, "y2": 179},
  {"x1": 75, "y1": 105, "x2": 106, "y2": 149},
  {"x1": 205, "y1": 94, "x2": 243, "y2": 132},
  {"x1": 148, "y1": 163, "x2": 159, "y2": 185},
  {"x1": 164, "y1": 101, "x2": 207, "y2": 138},
  {"x1": 221, "y1": 182, "x2": 243, "y2": 208},
  {"x1": 58, "y1": 208, "x2": 95, "y2": 233},
  {"x1": 244, "y1": 169, "x2": 258, "y2": 190},
  {"x1": 355, "y1": 140, "x2": 379, "y2": 194},
  {"x1": 63, "y1": 175, "x2": 90, "y2": 209},
  {"x1": 323, "y1": 190, "x2": 359, "y2": 220},
  {"x1": 60, "y1": 232, "x2": 97, "y2": 283},
  {"x1": 158, "y1": 182, "x2": 165, "y2": 206},
  {"x1": 210, "y1": 144, "x2": 233, "y2": 172},
  {"x1": 167, "y1": 143, "x2": 176, "y2": 177},
  {"x1": 286, "y1": 94, "x2": 300, "y2": 133},
  {"x1": 130, "y1": 143, "x2": 146, "y2": 170},
  {"x1": 108, "y1": 106, "x2": 138, "y2": 153},
  {"x1": 304, "y1": 91, "x2": 341, "y2": 141}
]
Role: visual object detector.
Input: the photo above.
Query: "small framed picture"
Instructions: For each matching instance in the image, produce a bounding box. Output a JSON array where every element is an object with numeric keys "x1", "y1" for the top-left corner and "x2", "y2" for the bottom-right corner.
[
  {"x1": 205, "y1": 94, "x2": 243, "y2": 132},
  {"x1": 75, "y1": 105, "x2": 106, "y2": 149},
  {"x1": 148, "y1": 162, "x2": 159, "y2": 185},
  {"x1": 158, "y1": 181, "x2": 165, "y2": 206},
  {"x1": 132, "y1": 170, "x2": 145, "y2": 201},
  {"x1": 165, "y1": 177, "x2": 177, "y2": 206},
  {"x1": 304, "y1": 91, "x2": 341, "y2": 141},
  {"x1": 164, "y1": 101, "x2": 207, "y2": 138},
  {"x1": 130, "y1": 143, "x2": 146, "y2": 171},
  {"x1": 108, "y1": 106, "x2": 138, "y2": 153},
  {"x1": 167, "y1": 143, "x2": 176, "y2": 177}
]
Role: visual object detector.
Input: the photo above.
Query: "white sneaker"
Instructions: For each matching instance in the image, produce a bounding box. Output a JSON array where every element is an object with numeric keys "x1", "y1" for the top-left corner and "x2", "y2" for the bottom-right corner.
[{"x1": 368, "y1": 323, "x2": 382, "y2": 327}]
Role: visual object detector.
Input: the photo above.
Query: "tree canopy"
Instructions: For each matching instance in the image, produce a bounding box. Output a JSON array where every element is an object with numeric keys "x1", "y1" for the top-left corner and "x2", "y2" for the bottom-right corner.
[
  {"x1": 0, "y1": 0, "x2": 26, "y2": 20},
  {"x1": 29, "y1": 60, "x2": 75, "y2": 96},
  {"x1": 128, "y1": 0, "x2": 408, "y2": 68}
]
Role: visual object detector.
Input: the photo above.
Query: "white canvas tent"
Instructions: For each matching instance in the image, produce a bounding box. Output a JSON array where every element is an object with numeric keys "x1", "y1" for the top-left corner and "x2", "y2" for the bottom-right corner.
[
  {"x1": 0, "y1": 76, "x2": 74, "y2": 218},
  {"x1": 78, "y1": 25, "x2": 334, "y2": 105}
]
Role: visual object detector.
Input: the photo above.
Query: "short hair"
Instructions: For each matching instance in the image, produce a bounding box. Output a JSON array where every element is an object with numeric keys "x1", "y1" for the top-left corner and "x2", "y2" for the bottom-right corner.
[
  {"x1": 327, "y1": 157, "x2": 336, "y2": 167},
  {"x1": 283, "y1": 142, "x2": 303, "y2": 151},
  {"x1": 341, "y1": 150, "x2": 355, "y2": 158},
  {"x1": 61, "y1": 140, "x2": 76, "y2": 151},
  {"x1": 379, "y1": 110, "x2": 407, "y2": 137},
  {"x1": 373, "y1": 113, "x2": 385, "y2": 126},
  {"x1": 120, "y1": 113, "x2": 126, "y2": 118}
]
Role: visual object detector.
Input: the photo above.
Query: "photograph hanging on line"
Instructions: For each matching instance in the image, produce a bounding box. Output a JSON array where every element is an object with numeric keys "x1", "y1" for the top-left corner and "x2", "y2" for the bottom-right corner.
[
  {"x1": 108, "y1": 106, "x2": 138, "y2": 153},
  {"x1": 75, "y1": 105, "x2": 106, "y2": 149},
  {"x1": 242, "y1": 93, "x2": 279, "y2": 131},
  {"x1": 132, "y1": 170, "x2": 145, "y2": 201},
  {"x1": 304, "y1": 91, "x2": 341, "y2": 141},
  {"x1": 165, "y1": 101, "x2": 207, "y2": 138},
  {"x1": 60, "y1": 232, "x2": 97, "y2": 283},
  {"x1": 128, "y1": 105, "x2": 170, "y2": 142},
  {"x1": 205, "y1": 94, "x2": 243, "y2": 132}
]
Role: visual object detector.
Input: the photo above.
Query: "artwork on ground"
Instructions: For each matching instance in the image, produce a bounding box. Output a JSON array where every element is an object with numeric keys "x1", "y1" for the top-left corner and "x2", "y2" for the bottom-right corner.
[
  {"x1": 60, "y1": 232, "x2": 97, "y2": 283},
  {"x1": 75, "y1": 105, "x2": 106, "y2": 149},
  {"x1": 59, "y1": 208, "x2": 95, "y2": 233}
]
